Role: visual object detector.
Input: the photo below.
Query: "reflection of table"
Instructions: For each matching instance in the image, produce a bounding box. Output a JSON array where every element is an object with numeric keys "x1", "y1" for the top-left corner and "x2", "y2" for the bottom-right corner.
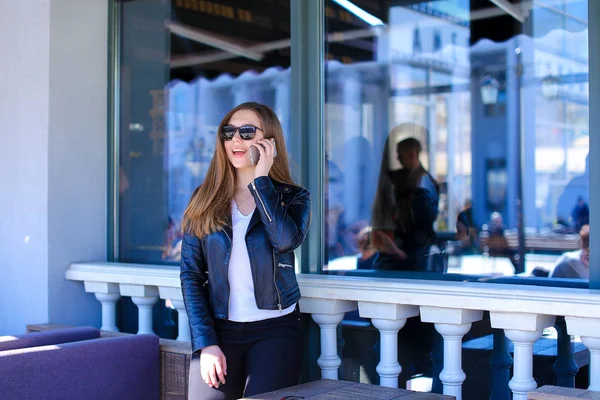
[
  {"x1": 529, "y1": 386, "x2": 599, "y2": 399},
  {"x1": 502, "y1": 234, "x2": 580, "y2": 252},
  {"x1": 447, "y1": 255, "x2": 515, "y2": 276}
]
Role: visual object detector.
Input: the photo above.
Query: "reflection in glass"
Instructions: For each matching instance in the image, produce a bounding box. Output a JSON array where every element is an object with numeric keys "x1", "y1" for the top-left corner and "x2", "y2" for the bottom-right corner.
[
  {"x1": 118, "y1": 0, "x2": 292, "y2": 264},
  {"x1": 371, "y1": 125, "x2": 442, "y2": 272},
  {"x1": 324, "y1": 0, "x2": 590, "y2": 281}
]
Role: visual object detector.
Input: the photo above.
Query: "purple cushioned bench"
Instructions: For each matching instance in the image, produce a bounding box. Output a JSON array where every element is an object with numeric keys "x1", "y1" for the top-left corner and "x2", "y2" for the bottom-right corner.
[
  {"x1": 0, "y1": 331, "x2": 160, "y2": 400},
  {"x1": 0, "y1": 326, "x2": 100, "y2": 351}
]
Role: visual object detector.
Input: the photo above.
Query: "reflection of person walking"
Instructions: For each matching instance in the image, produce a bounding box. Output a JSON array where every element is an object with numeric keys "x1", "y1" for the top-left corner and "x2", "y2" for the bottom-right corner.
[
  {"x1": 180, "y1": 103, "x2": 311, "y2": 400},
  {"x1": 550, "y1": 225, "x2": 590, "y2": 279},
  {"x1": 572, "y1": 196, "x2": 589, "y2": 233},
  {"x1": 371, "y1": 130, "x2": 439, "y2": 272}
]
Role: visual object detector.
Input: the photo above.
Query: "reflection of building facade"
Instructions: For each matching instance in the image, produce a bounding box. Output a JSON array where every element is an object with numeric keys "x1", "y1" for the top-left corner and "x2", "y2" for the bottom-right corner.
[{"x1": 162, "y1": 4, "x2": 588, "y2": 243}]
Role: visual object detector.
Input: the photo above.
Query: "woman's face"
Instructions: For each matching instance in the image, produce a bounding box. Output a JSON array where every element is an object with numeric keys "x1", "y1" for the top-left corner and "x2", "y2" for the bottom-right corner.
[{"x1": 223, "y1": 109, "x2": 265, "y2": 170}]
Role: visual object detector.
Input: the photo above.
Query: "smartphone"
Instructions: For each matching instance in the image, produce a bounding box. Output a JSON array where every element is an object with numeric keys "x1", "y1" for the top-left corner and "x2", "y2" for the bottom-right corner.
[{"x1": 249, "y1": 139, "x2": 277, "y2": 165}]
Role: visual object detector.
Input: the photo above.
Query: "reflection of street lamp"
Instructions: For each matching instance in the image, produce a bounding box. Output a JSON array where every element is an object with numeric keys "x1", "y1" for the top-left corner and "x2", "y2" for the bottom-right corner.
[
  {"x1": 481, "y1": 70, "x2": 561, "y2": 105},
  {"x1": 480, "y1": 75, "x2": 500, "y2": 105},
  {"x1": 478, "y1": 51, "x2": 562, "y2": 274},
  {"x1": 541, "y1": 72, "x2": 560, "y2": 100}
]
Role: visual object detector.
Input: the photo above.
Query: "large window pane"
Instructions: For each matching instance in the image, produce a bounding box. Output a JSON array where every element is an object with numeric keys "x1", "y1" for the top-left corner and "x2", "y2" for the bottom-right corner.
[
  {"x1": 324, "y1": 0, "x2": 590, "y2": 282},
  {"x1": 118, "y1": 0, "x2": 292, "y2": 263}
]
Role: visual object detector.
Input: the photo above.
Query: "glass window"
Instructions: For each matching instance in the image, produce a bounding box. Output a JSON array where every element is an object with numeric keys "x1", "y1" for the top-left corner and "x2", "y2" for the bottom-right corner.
[
  {"x1": 117, "y1": 0, "x2": 293, "y2": 264},
  {"x1": 323, "y1": 0, "x2": 590, "y2": 282}
]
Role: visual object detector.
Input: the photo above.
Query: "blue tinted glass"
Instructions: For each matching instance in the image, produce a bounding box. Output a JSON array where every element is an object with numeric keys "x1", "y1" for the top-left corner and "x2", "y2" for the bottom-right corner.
[
  {"x1": 118, "y1": 0, "x2": 292, "y2": 264},
  {"x1": 324, "y1": 0, "x2": 590, "y2": 282}
]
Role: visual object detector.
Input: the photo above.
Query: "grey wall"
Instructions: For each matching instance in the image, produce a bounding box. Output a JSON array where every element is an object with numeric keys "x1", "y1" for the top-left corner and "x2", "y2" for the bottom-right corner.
[
  {"x1": 0, "y1": 1, "x2": 51, "y2": 335},
  {"x1": 0, "y1": 0, "x2": 108, "y2": 334}
]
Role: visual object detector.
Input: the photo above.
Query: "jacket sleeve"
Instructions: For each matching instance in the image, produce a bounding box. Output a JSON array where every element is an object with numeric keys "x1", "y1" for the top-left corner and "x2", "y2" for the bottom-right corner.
[
  {"x1": 180, "y1": 233, "x2": 218, "y2": 354},
  {"x1": 248, "y1": 176, "x2": 311, "y2": 253},
  {"x1": 413, "y1": 188, "x2": 439, "y2": 224}
]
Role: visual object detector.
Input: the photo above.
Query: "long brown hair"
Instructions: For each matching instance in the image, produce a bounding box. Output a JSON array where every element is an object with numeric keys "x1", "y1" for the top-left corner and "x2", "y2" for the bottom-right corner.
[{"x1": 183, "y1": 102, "x2": 297, "y2": 238}]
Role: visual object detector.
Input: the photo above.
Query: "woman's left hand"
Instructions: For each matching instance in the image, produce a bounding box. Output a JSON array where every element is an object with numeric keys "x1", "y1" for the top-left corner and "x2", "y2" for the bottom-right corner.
[{"x1": 254, "y1": 138, "x2": 276, "y2": 178}]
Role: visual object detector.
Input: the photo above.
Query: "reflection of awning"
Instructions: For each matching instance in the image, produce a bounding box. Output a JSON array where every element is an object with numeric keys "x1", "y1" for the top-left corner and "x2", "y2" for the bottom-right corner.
[{"x1": 470, "y1": 0, "x2": 588, "y2": 44}]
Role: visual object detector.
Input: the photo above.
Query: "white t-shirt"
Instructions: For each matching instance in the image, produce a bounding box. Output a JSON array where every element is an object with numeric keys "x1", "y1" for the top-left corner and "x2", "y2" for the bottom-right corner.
[
  {"x1": 227, "y1": 203, "x2": 295, "y2": 322},
  {"x1": 550, "y1": 250, "x2": 589, "y2": 279}
]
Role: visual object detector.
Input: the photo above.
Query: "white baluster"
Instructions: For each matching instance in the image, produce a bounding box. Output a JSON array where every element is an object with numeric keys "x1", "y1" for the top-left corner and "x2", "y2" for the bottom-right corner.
[
  {"x1": 158, "y1": 287, "x2": 189, "y2": 342},
  {"x1": 120, "y1": 284, "x2": 159, "y2": 335},
  {"x1": 435, "y1": 323, "x2": 471, "y2": 399},
  {"x1": 170, "y1": 299, "x2": 190, "y2": 341},
  {"x1": 565, "y1": 316, "x2": 600, "y2": 391},
  {"x1": 504, "y1": 329, "x2": 540, "y2": 400},
  {"x1": 299, "y1": 298, "x2": 357, "y2": 380},
  {"x1": 420, "y1": 307, "x2": 482, "y2": 400},
  {"x1": 371, "y1": 318, "x2": 406, "y2": 387},
  {"x1": 581, "y1": 337, "x2": 600, "y2": 390},
  {"x1": 359, "y1": 302, "x2": 420, "y2": 388},
  {"x1": 491, "y1": 313, "x2": 555, "y2": 400},
  {"x1": 131, "y1": 296, "x2": 158, "y2": 334},
  {"x1": 312, "y1": 313, "x2": 344, "y2": 379},
  {"x1": 94, "y1": 293, "x2": 120, "y2": 332},
  {"x1": 84, "y1": 282, "x2": 120, "y2": 332}
]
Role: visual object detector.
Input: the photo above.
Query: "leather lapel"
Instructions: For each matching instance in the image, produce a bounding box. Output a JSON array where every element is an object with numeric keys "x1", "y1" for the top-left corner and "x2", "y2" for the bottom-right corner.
[{"x1": 246, "y1": 208, "x2": 262, "y2": 234}]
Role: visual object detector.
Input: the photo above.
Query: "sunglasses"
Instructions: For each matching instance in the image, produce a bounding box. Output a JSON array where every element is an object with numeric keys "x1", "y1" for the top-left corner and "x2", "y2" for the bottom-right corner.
[{"x1": 220, "y1": 125, "x2": 263, "y2": 141}]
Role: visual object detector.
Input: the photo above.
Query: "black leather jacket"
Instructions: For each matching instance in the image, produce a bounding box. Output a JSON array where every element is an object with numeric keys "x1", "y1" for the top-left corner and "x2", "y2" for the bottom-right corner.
[{"x1": 180, "y1": 176, "x2": 311, "y2": 354}]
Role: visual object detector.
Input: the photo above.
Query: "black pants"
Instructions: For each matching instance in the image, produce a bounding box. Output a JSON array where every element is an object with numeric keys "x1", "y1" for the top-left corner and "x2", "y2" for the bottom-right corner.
[{"x1": 188, "y1": 311, "x2": 303, "y2": 400}]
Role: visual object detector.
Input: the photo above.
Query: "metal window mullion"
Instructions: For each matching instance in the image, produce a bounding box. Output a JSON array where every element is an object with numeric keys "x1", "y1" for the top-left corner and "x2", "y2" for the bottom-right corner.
[
  {"x1": 107, "y1": 0, "x2": 121, "y2": 262},
  {"x1": 588, "y1": 0, "x2": 600, "y2": 289},
  {"x1": 291, "y1": 0, "x2": 325, "y2": 274}
]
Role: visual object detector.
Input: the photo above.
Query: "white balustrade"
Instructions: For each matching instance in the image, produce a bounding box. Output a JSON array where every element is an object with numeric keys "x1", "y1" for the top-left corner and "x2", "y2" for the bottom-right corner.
[
  {"x1": 83, "y1": 281, "x2": 120, "y2": 332},
  {"x1": 360, "y1": 302, "x2": 419, "y2": 388},
  {"x1": 582, "y1": 337, "x2": 600, "y2": 391},
  {"x1": 120, "y1": 284, "x2": 159, "y2": 335},
  {"x1": 420, "y1": 307, "x2": 483, "y2": 400},
  {"x1": 565, "y1": 316, "x2": 600, "y2": 390},
  {"x1": 66, "y1": 262, "x2": 600, "y2": 397},
  {"x1": 158, "y1": 286, "x2": 190, "y2": 341},
  {"x1": 170, "y1": 300, "x2": 190, "y2": 341},
  {"x1": 491, "y1": 312, "x2": 556, "y2": 400},
  {"x1": 300, "y1": 298, "x2": 357, "y2": 380},
  {"x1": 95, "y1": 293, "x2": 121, "y2": 332}
]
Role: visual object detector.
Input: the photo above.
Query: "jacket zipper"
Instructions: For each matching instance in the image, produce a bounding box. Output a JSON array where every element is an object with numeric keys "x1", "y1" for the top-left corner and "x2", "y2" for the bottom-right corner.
[
  {"x1": 251, "y1": 181, "x2": 272, "y2": 222},
  {"x1": 273, "y1": 249, "x2": 282, "y2": 311},
  {"x1": 278, "y1": 263, "x2": 293, "y2": 269}
]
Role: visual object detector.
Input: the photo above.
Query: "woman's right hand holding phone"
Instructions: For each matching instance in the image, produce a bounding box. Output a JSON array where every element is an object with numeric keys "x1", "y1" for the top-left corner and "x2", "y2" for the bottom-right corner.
[
  {"x1": 253, "y1": 138, "x2": 276, "y2": 179},
  {"x1": 200, "y1": 345, "x2": 227, "y2": 388}
]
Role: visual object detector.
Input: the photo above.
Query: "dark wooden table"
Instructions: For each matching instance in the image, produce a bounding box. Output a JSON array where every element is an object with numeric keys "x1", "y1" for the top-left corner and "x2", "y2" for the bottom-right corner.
[
  {"x1": 244, "y1": 379, "x2": 455, "y2": 399},
  {"x1": 528, "y1": 385, "x2": 600, "y2": 399}
]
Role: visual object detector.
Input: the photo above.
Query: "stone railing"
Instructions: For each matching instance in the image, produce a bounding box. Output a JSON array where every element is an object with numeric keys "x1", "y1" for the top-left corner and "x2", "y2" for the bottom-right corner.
[{"x1": 66, "y1": 262, "x2": 600, "y2": 400}]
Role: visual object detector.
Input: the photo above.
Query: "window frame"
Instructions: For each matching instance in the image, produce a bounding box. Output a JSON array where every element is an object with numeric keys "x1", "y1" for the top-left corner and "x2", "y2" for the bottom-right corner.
[{"x1": 107, "y1": 0, "x2": 600, "y2": 288}]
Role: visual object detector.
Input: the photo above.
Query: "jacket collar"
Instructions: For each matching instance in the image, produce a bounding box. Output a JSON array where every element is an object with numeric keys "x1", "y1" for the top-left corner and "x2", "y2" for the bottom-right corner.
[
  {"x1": 223, "y1": 179, "x2": 303, "y2": 236},
  {"x1": 246, "y1": 208, "x2": 262, "y2": 233}
]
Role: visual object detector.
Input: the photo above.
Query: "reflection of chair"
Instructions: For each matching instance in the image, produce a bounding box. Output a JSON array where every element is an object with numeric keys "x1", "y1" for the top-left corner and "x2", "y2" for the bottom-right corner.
[
  {"x1": 483, "y1": 234, "x2": 508, "y2": 254},
  {"x1": 480, "y1": 232, "x2": 519, "y2": 267}
]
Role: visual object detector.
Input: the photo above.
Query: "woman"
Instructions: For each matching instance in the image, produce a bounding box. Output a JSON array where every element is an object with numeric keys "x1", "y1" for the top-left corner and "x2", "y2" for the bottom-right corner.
[
  {"x1": 371, "y1": 124, "x2": 439, "y2": 271},
  {"x1": 180, "y1": 102, "x2": 311, "y2": 400}
]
